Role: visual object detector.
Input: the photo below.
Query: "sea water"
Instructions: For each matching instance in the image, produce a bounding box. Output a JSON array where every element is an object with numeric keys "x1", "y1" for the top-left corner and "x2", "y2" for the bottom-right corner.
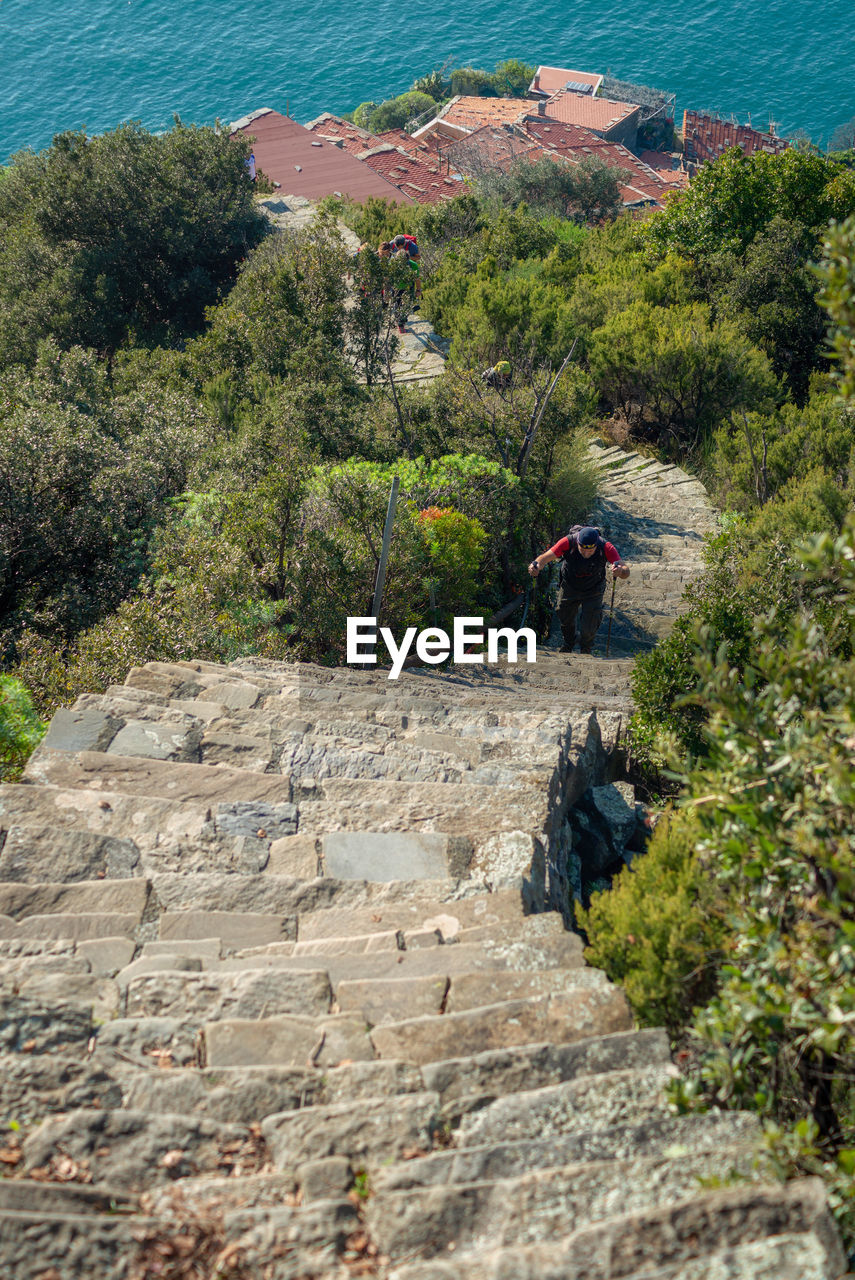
[{"x1": 1, "y1": 0, "x2": 853, "y2": 162}]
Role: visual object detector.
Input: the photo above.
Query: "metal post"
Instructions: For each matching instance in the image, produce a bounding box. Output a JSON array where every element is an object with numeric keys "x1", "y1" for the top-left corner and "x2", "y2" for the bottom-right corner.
[
  {"x1": 370, "y1": 476, "x2": 399, "y2": 621},
  {"x1": 605, "y1": 576, "x2": 617, "y2": 657}
]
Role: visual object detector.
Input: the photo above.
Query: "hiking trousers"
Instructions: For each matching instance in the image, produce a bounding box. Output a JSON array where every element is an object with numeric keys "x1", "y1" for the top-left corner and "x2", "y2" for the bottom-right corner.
[{"x1": 556, "y1": 584, "x2": 605, "y2": 653}]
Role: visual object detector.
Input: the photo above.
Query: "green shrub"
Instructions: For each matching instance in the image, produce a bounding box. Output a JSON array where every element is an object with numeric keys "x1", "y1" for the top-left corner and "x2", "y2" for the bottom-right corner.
[
  {"x1": 0, "y1": 675, "x2": 45, "y2": 780},
  {"x1": 578, "y1": 809, "x2": 728, "y2": 1034}
]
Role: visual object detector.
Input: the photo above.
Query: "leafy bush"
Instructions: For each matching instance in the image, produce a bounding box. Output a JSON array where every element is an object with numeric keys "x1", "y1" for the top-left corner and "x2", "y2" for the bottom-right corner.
[
  {"x1": 587, "y1": 301, "x2": 779, "y2": 454},
  {"x1": 417, "y1": 507, "x2": 488, "y2": 624},
  {"x1": 670, "y1": 521, "x2": 855, "y2": 1161},
  {"x1": 0, "y1": 675, "x2": 44, "y2": 780},
  {"x1": 0, "y1": 121, "x2": 266, "y2": 366},
  {"x1": 579, "y1": 809, "x2": 728, "y2": 1033}
]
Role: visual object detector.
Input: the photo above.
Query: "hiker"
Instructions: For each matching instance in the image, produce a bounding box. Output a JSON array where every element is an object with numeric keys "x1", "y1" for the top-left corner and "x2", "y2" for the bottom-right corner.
[
  {"x1": 390, "y1": 248, "x2": 418, "y2": 333},
  {"x1": 481, "y1": 359, "x2": 512, "y2": 390},
  {"x1": 528, "y1": 525, "x2": 630, "y2": 654},
  {"x1": 391, "y1": 234, "x2": 421, "y2": 300},
  {"x1": 391, "y1": 233, "x2": 419, "y2": 261},
  {"x1": 246, "y1": 151, "x2": 257, "y2": 182}
]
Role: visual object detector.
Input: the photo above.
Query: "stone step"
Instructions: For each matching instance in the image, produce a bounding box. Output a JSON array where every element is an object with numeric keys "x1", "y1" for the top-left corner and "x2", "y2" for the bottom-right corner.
[
  {"x1": 19, "y1": 1106, "x2": 261, "y2": 1191},
  {"x1": 386, "y1": 1178, "x2": 845, "y2": 1280},
  {"x1": 124, "y1": 965, "x2": 334, "y2": 1021},
  {"x1": 0, "y1": 1198, "x2": 361, "y2": 1280},
  {"x1": 372, "y1": 1108, "x2": 761, "y2": 1192},
  {"x1": 420, "y1": 1029, "x2": 672, "y2": 1105},
  {"x1": 119, "y1": 1058, "x2": 425, "y2": 1124},
  {"x1": 203, "y1": 980, "x2": 632, "y2": 1069},
  {"x1": 367, "y1": 1144, "x2": 758, "y2": 1263},
  {"x1": 456, "y1": 1064, "x2": 679, "y2": 1147},
  {"x1": 262, "y1": 1090, "x2": 440, "y2": 1170},
  {"x1": 368, "y1": 986, "x2": 632, "y2": 1066},
  {"x1": 217, "y1": 933, "x2": 593, "y2": 984}
]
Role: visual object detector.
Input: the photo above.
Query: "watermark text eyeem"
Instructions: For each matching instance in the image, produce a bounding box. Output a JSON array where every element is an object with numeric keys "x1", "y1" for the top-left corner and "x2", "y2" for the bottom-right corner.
[{"x1": 347, "y1": 616, "x2": 537, "y2": 680}]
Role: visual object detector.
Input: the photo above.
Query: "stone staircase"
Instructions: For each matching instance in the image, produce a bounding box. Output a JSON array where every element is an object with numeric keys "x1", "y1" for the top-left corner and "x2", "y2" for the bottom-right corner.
[{"x1": 0, "y1": 447, "x2": 847, "y2": 1278}]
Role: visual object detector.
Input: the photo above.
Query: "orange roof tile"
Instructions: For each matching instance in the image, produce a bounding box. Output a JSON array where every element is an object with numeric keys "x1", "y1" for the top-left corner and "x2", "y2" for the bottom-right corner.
[
  {"x1": 522, "y1": 118, "x2": 669, "y2": 208},
  {"x1": 358, "y1": 145, "x2": 462, "y2": 204},
  {"x1": 682, "y1": 110, "x2": 788, "y2": 166},
  {"x1": 541, "y1": 91, "x2": 640, "y2": 136},
  {"x1": 303, "y1": 112, "x2": 384, "y2": 156},
  {"x1": 443, "y1": 125, "x2": 540, "y2": 177},
  {"x1": 640, "y1": 149, "x2": 690, "y2": 187},
  {"x1": 529, "y1": 66, "x2": 603, "y2": 97},
  {"x1": 438, "y1": 96, "x2": 532, "y2": 132}
]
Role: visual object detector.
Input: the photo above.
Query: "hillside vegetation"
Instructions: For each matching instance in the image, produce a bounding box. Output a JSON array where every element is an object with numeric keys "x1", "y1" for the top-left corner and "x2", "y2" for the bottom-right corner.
[{"x1": 2, "y1": 115, "x2": 855, "y2": 1242}]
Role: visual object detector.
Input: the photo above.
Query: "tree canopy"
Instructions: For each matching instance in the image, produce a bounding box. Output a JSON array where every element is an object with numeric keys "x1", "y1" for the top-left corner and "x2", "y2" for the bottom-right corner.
[{"x1": 0, "y1": 121, "x2": 266, "y2": 366}]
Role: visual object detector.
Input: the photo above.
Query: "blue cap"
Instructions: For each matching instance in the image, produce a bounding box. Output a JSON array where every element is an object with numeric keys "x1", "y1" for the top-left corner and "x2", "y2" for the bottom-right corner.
[{"x1": 577, "y1": 526, "x2": 599, "y2": 548}]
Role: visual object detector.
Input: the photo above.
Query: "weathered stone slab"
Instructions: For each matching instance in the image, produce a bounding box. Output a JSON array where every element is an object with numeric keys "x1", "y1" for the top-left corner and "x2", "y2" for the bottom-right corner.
[
  {"x1": 125, "y1": 967, "x2": 332, "y2": 1020},
  {"x1": 200, "y1": 680, "x2": 262, "y2": 709},
  {"x1": 159, "y1": 910, "x2": 295, "y2": 948},
  {"x1": 0, "y1": 1209, "x2": 157, "y2": 1280},
  {"x1": 323, "y1": 831, "x2": 456, "y2": 881},
  {"x1": 371, "y1": 988, "x2": 632, "y2": 1065},
  {"x1": 215, "y1": 800, "x2": 297, "y2": 839},
  {"x1": 116, "y1": 953, "x2": 203, "y2": 989},
  {"x1": 0, "y1": 994, "x2": 92, "y2": 1054},
  {"x1": 107, "y1": 716, "x2": 201, "y2": 762},
  {"x1": 205, "y1": 1013, "x2": 374, "y2": 1068},
  {"x1": 23, "y1": 751, "x2": 294, "y2": 806},
  {"x1": 262, "y1": 1092, "x2": 439, "y2": 1168},
  {"x1": 92, "y1": 1017, "x2": 202, "y2": 1069},
  {"x1": 295, "y1": 888, "x2": 527, "y2": 942},
  {"x1": 445, "y1": 969, "x2": 607, "y2": 1013},
  {"x1": 369, "y1": 1146, "x2": 758, "y2": 1262},
  {"x1": 267, "y1": 834, "x2": 320, "y2": 877},
  {"x1": 0, "y1": 879, "x2": 148, "y2": 920},
  {"x1": 120, "y1": 1059, "x2": 424, "y2": 1124},
  {"x1": 21, "y1": 1108, "x2": 253, "y2": 1190},
  {"x1": 0, "y1": 912, "x2": 139, "y2": 942},
  {"x1": 200, "y1": 731, "x2": 275, "y2": 770},
  {"x1": 39, "y1": 708, "x2": 121, "y2": 753},
  {"x1": 140, "y1": 937, "x2": 222, "y2": 960},
  {"x1": 336, "y1": 976, "x2": 448, "y2": 1024},
  {"x1": 292, "y1": 930, "x2": 399, "y2": 955},
  {"x1": 76, "y1": 936, "x2": 137, "y2": 976},
  {"x1": 0, "y1": 827, "x2": 141, "y2": 883}
]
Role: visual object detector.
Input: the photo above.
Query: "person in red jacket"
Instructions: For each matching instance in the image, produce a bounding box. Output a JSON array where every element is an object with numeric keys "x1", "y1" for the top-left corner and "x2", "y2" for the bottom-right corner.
[{"x1": 528, "y1": 525, "x2": 630, "y2": 654}]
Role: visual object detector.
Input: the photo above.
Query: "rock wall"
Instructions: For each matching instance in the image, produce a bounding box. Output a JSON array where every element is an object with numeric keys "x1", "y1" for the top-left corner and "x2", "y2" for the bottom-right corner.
[{"x1": 0, "y1": 446, "x2": 846, "y2": 1278}]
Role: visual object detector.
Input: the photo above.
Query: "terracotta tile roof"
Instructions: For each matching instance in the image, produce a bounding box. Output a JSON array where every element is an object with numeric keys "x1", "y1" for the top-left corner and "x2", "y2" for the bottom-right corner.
[
  {"x1": 640, "y1": 149, "x2": 690, "y2": 188},
  {"x1": 522, "y1": 118, "x2": 669, "y2": 208},
  {"x1": 437, "y1": 96, "x2": 533, "y2": 132},
  {"x1": 541, "y1": 90, "x2": 640, "y2": 136},
  {"x1": 231, "y1": 109, "x2": 413, "y2": 204},
  {"x1": 443, "y1": 125, "x2": 541, "y2": 177},
  {"x1": 373, "y1": 128, "x2": 443, "y2": 169},
  {"x1": 303, "y1": 112, "x2": 384, "y2": 155},
  {"x1": 682, "y1": 110, "x2": 789, "y2": 166},
  {"x1": 529, "y1": 66, "x2": 603, "y2": 97},
  {"x1": 357, "y1": 145, "x2": 463, "y2": 204}
]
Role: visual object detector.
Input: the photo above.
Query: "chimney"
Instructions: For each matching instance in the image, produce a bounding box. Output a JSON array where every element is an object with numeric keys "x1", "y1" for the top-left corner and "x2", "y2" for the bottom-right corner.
[{"x1": 537, "y1": 100, "x2": 546, "y2": 117}]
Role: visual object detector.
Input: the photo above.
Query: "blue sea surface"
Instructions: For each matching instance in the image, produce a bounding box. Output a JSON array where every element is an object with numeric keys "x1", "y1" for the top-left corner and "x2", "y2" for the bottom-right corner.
[{"x1": 1, "y1": 0, "x2": 853, "y2": 162}]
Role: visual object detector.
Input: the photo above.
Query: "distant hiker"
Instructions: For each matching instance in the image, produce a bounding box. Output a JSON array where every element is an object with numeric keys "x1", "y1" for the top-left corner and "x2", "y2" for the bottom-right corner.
[
  {"x1": 529, "y1": 525, "x2": 629, "y2": 654},
  {"x1": 378, "y1": 241, "x2": 393, "y2": 260},
  {"x1": 390, "y1": 248, "x2": 418, "y2": 332},
  {"x1": 392, "y1": 233, "x2": 419, "y2": 260},
  {"x1": 481, "y1": 359, "x2": 512, "y2": 390},
  {"x1": 246, "y1": 151, "x2": 257, "y2": 182}
]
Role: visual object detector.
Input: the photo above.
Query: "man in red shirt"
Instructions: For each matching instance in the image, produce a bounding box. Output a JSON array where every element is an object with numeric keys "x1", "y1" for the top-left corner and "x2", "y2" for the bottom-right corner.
[{"x1": 529, "y1": 525, "x2": 630, "y2": 654}]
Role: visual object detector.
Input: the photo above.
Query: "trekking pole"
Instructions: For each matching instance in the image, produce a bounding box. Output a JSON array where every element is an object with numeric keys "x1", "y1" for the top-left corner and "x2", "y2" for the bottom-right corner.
[{"x1": 605, "y1": 575, "x2": 617, "y2": 657}]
